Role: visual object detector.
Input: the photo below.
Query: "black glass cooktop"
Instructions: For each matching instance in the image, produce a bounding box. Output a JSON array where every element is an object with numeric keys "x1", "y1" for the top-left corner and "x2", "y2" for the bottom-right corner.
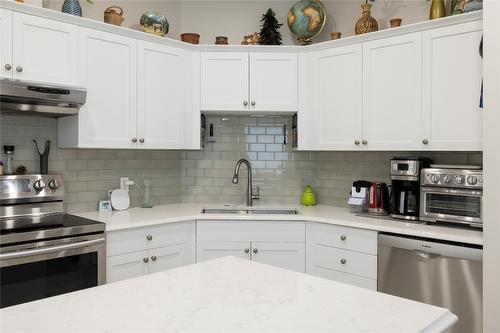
[{"x1": 0, "y1": 214, "x2": 105, "y2": 245}]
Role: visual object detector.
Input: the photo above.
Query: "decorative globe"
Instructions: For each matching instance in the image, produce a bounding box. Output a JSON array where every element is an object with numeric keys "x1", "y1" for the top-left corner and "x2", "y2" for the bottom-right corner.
[
  {"x1": 140, "y1": 11, "x2": 169, "y2": 37},
  {"x1": 287, "y1": 0, "x2": 326, "y2": 44}
]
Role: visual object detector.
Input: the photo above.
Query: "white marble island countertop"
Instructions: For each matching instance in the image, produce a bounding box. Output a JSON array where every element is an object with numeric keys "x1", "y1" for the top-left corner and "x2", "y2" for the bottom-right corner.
[
  {"x1": 0, "y1": 257, "x2": 456, "y2": 333},
  {"x1": 74, "y1": 203, "x2": 483, "y2": 245}
]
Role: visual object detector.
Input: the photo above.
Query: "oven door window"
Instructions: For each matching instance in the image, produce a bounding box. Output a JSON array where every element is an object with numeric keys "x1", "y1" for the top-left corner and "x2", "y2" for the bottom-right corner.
[
  {"x1": 1, "y1": 252, "x2": 98, "y2": 308},
  {"x1": 425, "y1": 193, "x2": 481, "y2": 218}
]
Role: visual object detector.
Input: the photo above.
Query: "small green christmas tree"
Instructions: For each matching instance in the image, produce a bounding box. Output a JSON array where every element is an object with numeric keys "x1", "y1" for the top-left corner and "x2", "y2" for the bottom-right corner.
[{"x1": 259, "y1": 8, "x2": 283, "y2": 45}]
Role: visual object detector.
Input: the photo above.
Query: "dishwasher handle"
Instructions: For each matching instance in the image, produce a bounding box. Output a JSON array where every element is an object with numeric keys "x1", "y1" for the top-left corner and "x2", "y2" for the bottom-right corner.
[{"x1": 379, "y1": 234, "x2": 482, "y2": 261}]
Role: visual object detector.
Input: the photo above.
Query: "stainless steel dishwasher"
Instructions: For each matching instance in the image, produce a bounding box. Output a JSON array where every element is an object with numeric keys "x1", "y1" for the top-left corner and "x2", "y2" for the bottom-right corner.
[{"x1": 378, "y1": 233, "x2": 482, "y2": 333}]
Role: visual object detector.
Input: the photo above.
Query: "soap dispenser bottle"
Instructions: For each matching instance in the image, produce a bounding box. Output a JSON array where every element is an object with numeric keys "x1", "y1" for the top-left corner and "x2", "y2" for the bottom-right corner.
[{"x1": 301, "y1": 185, "x2": 316, "y2": 206}]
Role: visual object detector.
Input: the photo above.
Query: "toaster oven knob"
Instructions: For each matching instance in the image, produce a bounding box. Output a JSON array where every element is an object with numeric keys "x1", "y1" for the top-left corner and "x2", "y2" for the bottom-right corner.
[
  {"x1": 429, "y1": 174, "x2": 439, "y2": 184},
  {"x1": 441, "y1": 175, "x2": 451, "y2": 184},
  {"x1": 467, "y1": 176, "x2": 478, "y2": 185},
  {"x1": 454, "y1": 175, "x2": 465, "y2": 185},
  {"x1": 33, "y1": 179, "x2": 46, "y2": 192},
  {"x1": 48, "y1": 179, "x2": 60, "y2": 190}
]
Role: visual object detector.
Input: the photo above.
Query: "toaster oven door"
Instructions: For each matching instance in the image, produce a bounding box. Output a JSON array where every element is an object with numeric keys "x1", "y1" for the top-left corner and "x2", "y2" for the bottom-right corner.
[{"x1": 420, "y1": 187, "x2": 482, "y2": 226}]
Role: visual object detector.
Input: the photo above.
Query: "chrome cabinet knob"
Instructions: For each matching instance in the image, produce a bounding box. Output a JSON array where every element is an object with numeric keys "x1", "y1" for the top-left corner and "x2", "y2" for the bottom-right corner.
[
  {"x1": 362, "y1": 140, "x2": 368, "y2": 145},
  {"x1": 244, "y1": 248, "x2": 250, "y2": 253},
  {"x1": 48, "y1": 179, "x2": 59, "y2": 190},
  {"x1": 16, "y1": 65, "x2": 23, "y2": 72},
  {"x1": 132, "y1": 138, "x2": 137, "y2": 143},
  {"x1": 251, "y1": 101, "x2": 256, "y2": 106},
  {"x1": 151, "y1": 255, "x2": 157, "y2": 261},
  {"x1": 4, "y1": 64, "x2": 11, "y2": 71},
  {"x1": 33, "y1": 179, "x2": 46, "y2": 192},
  {"x1": 340, "y1": 235, "x2": 347, "y2": 241},
  {"x1": 146, "y1": 235, "x2": 152, "y2": 241},
  {"x1": 243, "y1": 101, "x2": 248, "y2": 106},
  {"x1": 139, "y1": 138, "x2": 145, "y2": 143},
  {"x1": 354, "y1": 140, "x2": 360, "y2": 145},
  {"x1": 340, "y1": 258, "x2": 347, "y2": 265},
  {"x1": 143, "y1": 257, "x2": 149, "y2": 263},
  {"x1": 422, "y1": 139, "x2": 429, "y2": 145},
  {"x1": 253, "y1": 248, "x2": 258, "y2": 254}
]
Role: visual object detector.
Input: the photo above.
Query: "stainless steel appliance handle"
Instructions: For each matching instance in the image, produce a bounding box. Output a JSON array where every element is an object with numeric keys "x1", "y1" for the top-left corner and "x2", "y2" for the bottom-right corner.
[
  {"x1": 0, "y1": 238, "x2": 105, "y2": 260},
  {"x1": 420, "y1": 186, "x2": 482, "y2": 196},
  {"x1": 412, "y1": 249, "x2": 441, "y2": 259}
]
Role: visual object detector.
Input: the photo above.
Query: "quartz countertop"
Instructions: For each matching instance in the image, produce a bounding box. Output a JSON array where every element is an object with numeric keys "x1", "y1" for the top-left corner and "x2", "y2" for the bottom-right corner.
[
  {"x1": 0, "y1": 256, "x2": 457, "y2": 333},
  {"x1": 74, "y1": 203, "x2": 483, "y2": 245}
]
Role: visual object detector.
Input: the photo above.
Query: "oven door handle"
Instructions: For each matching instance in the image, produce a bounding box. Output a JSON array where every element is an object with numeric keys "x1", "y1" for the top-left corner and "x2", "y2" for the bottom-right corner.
[
  {"x1": 0, "y1": 238, "x2": 105, "y2": 260},
  {"x1": 420, "y1": 186, "x2": 482, "y2": 196}
]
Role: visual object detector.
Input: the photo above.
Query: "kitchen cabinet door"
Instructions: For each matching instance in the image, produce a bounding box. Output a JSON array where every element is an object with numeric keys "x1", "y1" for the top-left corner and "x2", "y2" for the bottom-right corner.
[
  {"x1": 107, "y1": 250, "x2": 149, "y2": 283},
  {"x1": 196, "y1": 241, "x2": 251, "y2": 262},
  {"x1": 137, "y1": 41, "x2": 186, "y2": 149},
  {"x1": 76, "y1": 28, "x2": 137, "y2": 148},
  {"x1": 249, "y1": 53, "x2": 297, "y2": 112},
  {"x1": 362, "y1": 33, "x2": 422, "y2": 150},
  {"x1": 305, "y1": 45, "x2": 363, "y2": 150},
  {"x1": 0, "y1": 9, "x2": 12, "y2": 79},
  {"x1": 251, "y1": 242, "x2": 305, "y2": 273},
  {"x1": 12, "y1": 12, "x2": 77, "y2": 85},
  {"x1": 148, "y1": 243, "x2": 194, "y2": 274},
  {"x1": 200, "y1": 52, "x2": 249, "y2": 111},
  {"x1": 422, "y1": 21, "x2": 483, "y2": 150}
]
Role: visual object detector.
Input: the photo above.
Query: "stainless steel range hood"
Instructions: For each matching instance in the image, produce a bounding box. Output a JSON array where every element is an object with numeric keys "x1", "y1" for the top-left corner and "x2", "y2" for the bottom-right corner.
[{"x1": 0, "y1": 78, "x2": 86, "y2": 117}]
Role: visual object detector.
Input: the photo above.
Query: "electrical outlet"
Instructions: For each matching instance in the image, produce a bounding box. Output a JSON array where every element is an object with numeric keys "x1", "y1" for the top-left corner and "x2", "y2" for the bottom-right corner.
[{"x1": 120, "y1": 177, "x2": 134, "y2": 192}]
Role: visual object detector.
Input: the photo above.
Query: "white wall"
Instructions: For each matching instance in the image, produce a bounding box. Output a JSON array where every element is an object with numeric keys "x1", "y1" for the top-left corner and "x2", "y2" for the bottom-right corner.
[
  {"x1": 483, "y1": 1, "x2": 500, "y2": 331},
  {"x1": 43, "y1": 0, "x2": 429, "y2": 45}
]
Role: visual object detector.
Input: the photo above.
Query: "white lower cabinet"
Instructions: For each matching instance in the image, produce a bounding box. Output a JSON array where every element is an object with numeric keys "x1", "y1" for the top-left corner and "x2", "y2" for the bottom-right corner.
[
  {"x1": 196, "y1": 220, "x2": 306, "y2": 273},
  {"x1": 306, "y1": 222, "x2": 378, "y2": 290},
  {"x1": 106, "y1": 221, "x2": 195, "y2": 283}
]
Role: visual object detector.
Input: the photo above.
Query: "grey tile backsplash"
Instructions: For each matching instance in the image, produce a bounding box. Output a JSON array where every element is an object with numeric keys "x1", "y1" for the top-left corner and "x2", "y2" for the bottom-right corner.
[{"x1": 1, "y1": 114, "x2": 482, "y2": 212}]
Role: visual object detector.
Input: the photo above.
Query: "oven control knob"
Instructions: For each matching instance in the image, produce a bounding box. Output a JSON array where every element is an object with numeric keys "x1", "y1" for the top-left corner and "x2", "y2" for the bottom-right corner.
[
  {"x1": 454, "y1": 175, "x2": 465, "y2": 185},
  {"x1": 441, "y1": 175, "x2": 451, "y2": 184},
  {"x1": 33, "y1": 179, "x2": 46, "y2": 192},
  {"x1": 467, "y1": 176, "x2": 478, "y2": 185},
  {"x1": 429, "y1": 174, "x2": 439, "y2": 184},
  {"x1": 48, "y1": 179, "x2": 60, "y2": 190}
]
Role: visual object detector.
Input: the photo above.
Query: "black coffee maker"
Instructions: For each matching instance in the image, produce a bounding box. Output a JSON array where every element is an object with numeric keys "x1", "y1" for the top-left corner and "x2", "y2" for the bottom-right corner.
[{"x1": 389, "y1": 158, "x2": 431, "y2": 220}]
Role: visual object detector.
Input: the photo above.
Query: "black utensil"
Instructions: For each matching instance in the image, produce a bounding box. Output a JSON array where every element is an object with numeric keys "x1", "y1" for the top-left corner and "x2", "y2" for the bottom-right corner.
[{"x1": 33, "y1": 140, "x2": 51, "y2": 175}]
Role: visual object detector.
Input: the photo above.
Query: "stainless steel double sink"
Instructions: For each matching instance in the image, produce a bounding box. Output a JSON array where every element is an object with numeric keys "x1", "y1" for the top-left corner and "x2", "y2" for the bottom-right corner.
[{"x1": 201, "y1": 207, "x2": 300, "y2": 215}]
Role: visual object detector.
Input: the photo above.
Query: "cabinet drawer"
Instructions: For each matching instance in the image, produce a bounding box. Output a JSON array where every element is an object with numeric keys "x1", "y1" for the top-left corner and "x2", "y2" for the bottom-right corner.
[
  {"x1": 107, "y1": 221, "x2": 195, "y2": 256},
  {"x1": 307, "y1": 243, "x2": 377, "y2": 279},
  {"x1": 307, "y1": 222, "x2": 377, "y2": 255},
  {"x1": 309, "y1": 266, "x2": 377, "y2": 291},
  {"x1": 196, "y1": 220, "x2": 306, "y2": 242}
]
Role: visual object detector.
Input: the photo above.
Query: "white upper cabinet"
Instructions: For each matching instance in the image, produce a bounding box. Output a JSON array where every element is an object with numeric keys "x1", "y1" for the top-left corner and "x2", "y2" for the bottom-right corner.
[
  {"x1": 303, "y1": 45, "x2": 362, "y2": 150},
  {"x1": 0, "y1": 9, "x2": 12, "y2": 79},
  {"x1": 71, "y1": 27, "x2": 137, "y2": 149},
  {"x1": 200, "y1": 52, "x2": 249, "y2": 111},
  {"x1": 249, "y1": 53, "x2": 298, "y2": 112},
  {"x1": 137, "y1": 41, "x2": 185, "y2": 149},
  {"x1": 362, "y1": 33, "x2": 423, "y2": 150},
  {"x1": 422, "y1": 21, "x2": 483, "y2": 150},
  {"x1": 200, "y1": 51, "x2": 298, "y2": 113},
  {"x1": 11, "y1": 12, "x2": 77, "y2": 85}
]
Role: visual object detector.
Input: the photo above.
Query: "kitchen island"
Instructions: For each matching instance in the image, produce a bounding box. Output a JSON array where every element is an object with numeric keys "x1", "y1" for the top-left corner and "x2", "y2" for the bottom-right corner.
[{"x1": 0, "y1": 256, "x2": 457, "y2": 333}]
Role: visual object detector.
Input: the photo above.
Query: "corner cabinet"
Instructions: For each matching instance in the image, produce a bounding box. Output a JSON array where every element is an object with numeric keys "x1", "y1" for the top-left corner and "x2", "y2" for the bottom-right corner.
[
  {"x1": 59, "y1": 28, "x2": 200, "y2": 149},
  {"x1": 200, "y1": 52, "x2": 298, "y2": 113},
  {"x1": 422, "y1": 21, "x2": 483, "y2": 150},
  {"x1": 0, "y1": 10, "x2": 77, "y2": 85},
  {"x1": 106, "y1": 221, "x2": 195, "y2": 283},
  {"x1": 196, "y1": 220, "x2": 306, "y2": 273}
]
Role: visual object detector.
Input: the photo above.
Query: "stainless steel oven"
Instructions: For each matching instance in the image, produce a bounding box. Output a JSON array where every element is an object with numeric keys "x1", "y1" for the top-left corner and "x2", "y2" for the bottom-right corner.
[
  {"x1": 0, "y1": 174, "x2": 106, "y2": 308},
  {"x1": 420, "y1": 167, "x2": 483, "y2": 228}
]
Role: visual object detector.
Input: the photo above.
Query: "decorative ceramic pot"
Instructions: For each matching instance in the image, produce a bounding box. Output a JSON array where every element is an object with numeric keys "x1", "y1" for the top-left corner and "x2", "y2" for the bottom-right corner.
[
  {"x1": 215, "y1": 36, "x2": 228, "y2": 45},
  {"x1": 62, "y1": 0, "x2": 82, "y2": 17},
  {"x1": 104, "y1": 6, "x2": 125, "y2": 26},
  {"x1": 181, "y1": 33, "x2": 200, "y2": 44},
  {"x1": 355, "y1": 2, "x2": 378, "y2": 35},
  {"x1": 430, "y1": 0, "x2": 446, "y2": 20},
  {"x1": 389, "y1": 18, "x2": 402, "y2": 28},
  {"x1": 140, "y1": 11, "x2": 169, "y2": 37},
  {"x1": 330, "y1": 32, "x2": 342, "y2": 40}
]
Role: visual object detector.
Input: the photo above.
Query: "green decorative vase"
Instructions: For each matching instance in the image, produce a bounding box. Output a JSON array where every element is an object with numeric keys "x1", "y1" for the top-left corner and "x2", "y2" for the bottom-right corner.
[{"x1": 301, "y1": 185, "x2": 316, "y2": 206}]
